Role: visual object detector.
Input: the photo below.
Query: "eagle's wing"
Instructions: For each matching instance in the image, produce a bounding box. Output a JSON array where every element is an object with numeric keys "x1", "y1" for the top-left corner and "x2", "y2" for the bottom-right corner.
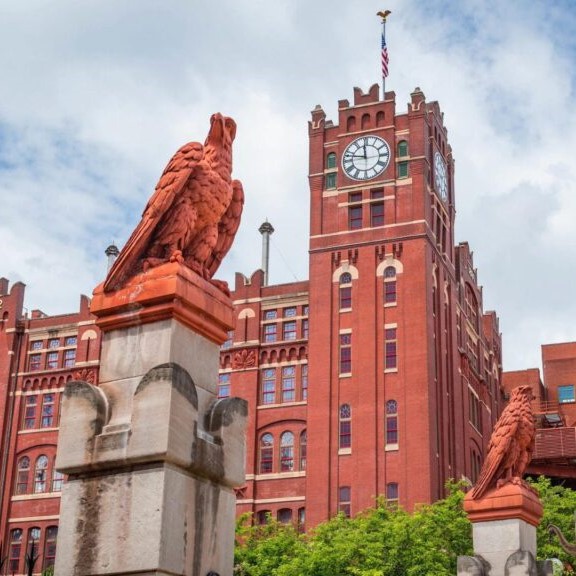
[
  {"x1": 205, "y1": 179, "x2": 244, "y2": 278},
  {"x1": 470, "y1": 404, "x2": 520, "y2": 499},
  {"x1": 104, "y1": 142, "x2": 204, "y2": 291}
]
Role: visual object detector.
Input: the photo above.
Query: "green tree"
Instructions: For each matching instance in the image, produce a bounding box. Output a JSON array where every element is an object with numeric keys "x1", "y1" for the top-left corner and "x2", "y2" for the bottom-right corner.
[
  {"x1": 235, "y1": 483, "x2": 473, "y2": 576},
  {"x1": 529, "y1": 476, "x2": 576, "y2": 572}
]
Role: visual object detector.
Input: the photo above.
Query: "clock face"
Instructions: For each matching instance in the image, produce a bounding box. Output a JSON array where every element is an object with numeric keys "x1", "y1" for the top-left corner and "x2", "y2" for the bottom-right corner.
[
  {"x1": 342, "y1": 136, "x2": 390, "y2": 181},
  {"x1": 434, "y1": 152, "x2": 448, "y2": 201}
]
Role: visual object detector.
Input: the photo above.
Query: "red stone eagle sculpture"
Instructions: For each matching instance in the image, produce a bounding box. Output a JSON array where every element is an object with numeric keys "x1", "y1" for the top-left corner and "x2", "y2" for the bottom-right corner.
[
  {"x1": 103, "y1": 113, "x2": 244, "y2": 293},
  {"x1": 470, "y1": 385, "x2": 535, "y2": 499}
]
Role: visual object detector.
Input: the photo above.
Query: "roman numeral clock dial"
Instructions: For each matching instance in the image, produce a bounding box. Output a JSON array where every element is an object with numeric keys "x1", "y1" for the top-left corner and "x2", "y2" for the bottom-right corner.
[{"x1": 342, "y1": 135, "x2": 391, "y2": 181}]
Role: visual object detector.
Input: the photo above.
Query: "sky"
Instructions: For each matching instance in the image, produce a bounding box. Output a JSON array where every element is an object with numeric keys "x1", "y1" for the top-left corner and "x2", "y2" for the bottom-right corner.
[{"x1": 1, "y1": 0, "x2": 575, "y2": 372}]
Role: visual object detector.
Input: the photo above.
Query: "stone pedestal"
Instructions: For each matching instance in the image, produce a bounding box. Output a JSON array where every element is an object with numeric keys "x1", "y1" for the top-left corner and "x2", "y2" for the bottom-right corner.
[
  {"x1": 461, "y1": 484, "x2": 544, "y2": 576},
  {"x1": 55, "y1": 264, "x2": 247, "y2": 576}
]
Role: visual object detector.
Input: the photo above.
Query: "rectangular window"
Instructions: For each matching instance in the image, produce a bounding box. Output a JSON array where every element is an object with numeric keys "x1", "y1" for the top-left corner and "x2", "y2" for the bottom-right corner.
[
  {"x1": 281, "y1": 366, "x2": 296, "y2": 402},
  {"x1": 385, "y1": 328, "x2": 397, "y2": 369},
  {"x1": 339, "y1": 286, "x2": 352, "y2": 310},
  {"x1": 24, "y1": 395, "x2": 37, "y2": 429},
  {"x1": 398, "y1": 161, "x2": 409, "y2": 178},
  {"x1": 348, "y1": 205, "x2": 363, "y2": 230},
  {"x1": 370, "y1": 202, "x2": 384, "y2": 226},
  {"x1": 263, "y1": 323, "x2": 277, "y2": 343},
  {"x1": 303, "y1": 305, "x2": 309, "y2": 316},
  {"x1": 63, "y1": 348, "x2": 76, "y2": 367},
  {"x1": 386, "y1": 482, "x2": 399, "y2": 506},
  {"x1": 64, "y1": 336, "x2": 77, "y2": 346},
  {"x1": 284, "y1": 307, "x2": 297, "y2": 318},
  {"x1": 218, "y1": 373, "x2": 231, "y2": 399},
  {"x1": 48, "y1": 338, "x2": 60, "y2": 349},
  {"x1": 386, "y1": 416, "x2": 398, "y2": 445},
  {"x1": 262, "y1": 369, "x2": 276, "y2": 404},
  {"x1": 29, "y1": 354, "x2": 41, "y2": 371},
  {"x1": 558, "y1": 385, "x2": 575, "y2": 404},
  {"x1": 384, "y1": 281, "x2": 397, "y2": 303},
  {"x1": 371, "y1": 188, "x2": 384, "y2": 199},
  {"x1": 30, "y1": 341, "x2": 42, "y2": 351},
  {"x1": 283, "y1": 321, "x2": 297, "y2": 341},
  {"x1": 302, "y1": 319, "x2": 309, "y2": 339},
  {"x1": 41, "y1": 394, "x2": 55, "y2": 428},
  {"x1": 9, "y1": 530, "x2": 22, "y2": 573},
  {"x1": 325, "y1": 172, "x2": 336, "y2": 189},
  {"x1": 46, "y1": 352, "x2": 58, "y2": 369},
  {"x1": 349, "y1": 192, "x2": 362, "y2": 203},
  {"x1": 52, "y1": 470, "x2": 64, "y2": 492},
  {"x1": 339, "y1": 420, "x2": 351, "y2": 448},
  {"x1": 340, "y1": 334, "x2": 352, "y2": 373},
  {"x1": 264, "y1": 310, "x2": 277, "y2": 320},
  {"x1": 339, "y1": 486, "x2": 351, "y2": 517},
  {"x1": 301, "y1": 365, "x2": 308, "y2": 401}
]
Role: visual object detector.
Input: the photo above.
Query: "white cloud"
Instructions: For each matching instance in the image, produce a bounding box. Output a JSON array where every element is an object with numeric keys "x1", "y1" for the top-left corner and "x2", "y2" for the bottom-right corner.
[{"x1": 1, "y1": 0, "x2": 575, "y2": 373}]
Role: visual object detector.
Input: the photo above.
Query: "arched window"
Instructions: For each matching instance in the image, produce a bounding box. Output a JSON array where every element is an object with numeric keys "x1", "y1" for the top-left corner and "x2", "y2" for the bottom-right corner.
[
  {"x1": 326, "y1": 152, "x2": 337, "y2": 169},
  {"x1": 384, "y1": 266, "x2": 397, "y2": 304},
  {"x1": 299, "y1": 430, "x2": 307, "y2": 470},
  {"x1": 34, "y1": 455, "x2": 49, "y2": 493},
  {"x1": 256, "y1": 510, "x2": 271, "y2": 525},
  {"x1": 277, "y1": 508, "x2": 293, "y2": 523},
  {"x1": 397, "y1": 140, "x2": 408, "y2": 157},
  {"x1": 339, "y1": 273, "x2": 352, "y2": 310},
  {"x1": 16, "y1": 456, "x2": 30, "y2": 495},
  {"x1": 280, "y1": 431, "x2": 294, "y2": 472},
  {"x1": 259, "y1": 433, "x2": 274, "y2": 474},
  {"x1": 43, "y1": 526, "x2": 58, "y2": 569},
  {"x1": 385, "y1": 400, "x2": 398, "y2": 446},
  {"x1": 52, "y1": 460, "x2": 64, "y2": 492},
  {"x1": 339, "y1": 404, "x2": 351, "y2": 449},
  {"x1": 9, "y1": 528, "x2": 23, "y2": 573},
  {"x1": 386, "y1": 482, "x2": 399, "y2": 506},
  {"x1": 27, "y1": 527, "x2": 41, "y2": 563},
  {"x1": 361, "y1": 113, "x2": 370, "y2": 129}
]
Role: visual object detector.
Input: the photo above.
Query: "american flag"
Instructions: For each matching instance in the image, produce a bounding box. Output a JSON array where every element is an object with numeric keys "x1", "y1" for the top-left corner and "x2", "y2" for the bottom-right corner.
[{"x1": 381, "y1": 32, "x2": 389, "y2": 78}]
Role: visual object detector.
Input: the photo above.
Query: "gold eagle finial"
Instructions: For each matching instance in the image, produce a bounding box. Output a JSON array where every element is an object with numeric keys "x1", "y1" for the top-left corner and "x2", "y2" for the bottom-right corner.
[{"x1": 377, "y1": 10, "x2": 392, "y2": 21}]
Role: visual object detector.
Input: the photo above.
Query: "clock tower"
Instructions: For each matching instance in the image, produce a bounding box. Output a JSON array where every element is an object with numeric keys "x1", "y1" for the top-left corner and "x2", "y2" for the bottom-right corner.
[{"x1": 306, "y1": 84, "x2": 463, "y2": 524}]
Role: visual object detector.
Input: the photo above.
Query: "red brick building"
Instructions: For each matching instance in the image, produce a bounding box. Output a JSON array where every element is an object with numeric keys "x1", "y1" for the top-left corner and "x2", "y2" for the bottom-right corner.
[
  {"x1": 503, "y1": 341, "x2": 576, "y2": 487},
  {"x1": 0, "y1": 85, "x2": 506, "y2": 568},
  {"x1": 225, "y1": 85, "x2": 503, "y2": 528},
  {"x1": 0, "y1": 278, "x2": 101, "y2": 573}
]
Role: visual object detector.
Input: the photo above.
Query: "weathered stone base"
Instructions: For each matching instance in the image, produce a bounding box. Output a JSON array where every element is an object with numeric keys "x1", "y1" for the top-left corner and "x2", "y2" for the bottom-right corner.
[{"x1": 56, "y1": 463, "x2": 236, "y2": 576}]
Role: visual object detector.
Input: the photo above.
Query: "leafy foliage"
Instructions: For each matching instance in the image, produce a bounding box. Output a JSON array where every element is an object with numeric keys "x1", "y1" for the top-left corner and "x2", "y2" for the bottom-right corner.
[
  {"x1": 235, "y1": 483, "x2": 472, "y2": 576},
  {"x1": 235, "y1": 479, "x2": 576, "y2": 575},
  {"x1": 529, "y1": 476, "x2": 576, "y2": 572}
]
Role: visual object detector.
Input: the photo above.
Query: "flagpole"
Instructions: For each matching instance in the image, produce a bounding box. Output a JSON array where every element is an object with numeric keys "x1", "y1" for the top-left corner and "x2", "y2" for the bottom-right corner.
[{"x1": 377, "y1": 10, "x2": 391, "y2": 101}]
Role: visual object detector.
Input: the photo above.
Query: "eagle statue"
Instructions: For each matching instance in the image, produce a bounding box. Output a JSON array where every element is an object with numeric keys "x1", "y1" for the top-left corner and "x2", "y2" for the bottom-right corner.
[
  {"x1": 103, "y1": 113, "x2": 244, "y2": 294},
  {"x1": 470, "y1": 385, "x2": 535, "y2": 499}
]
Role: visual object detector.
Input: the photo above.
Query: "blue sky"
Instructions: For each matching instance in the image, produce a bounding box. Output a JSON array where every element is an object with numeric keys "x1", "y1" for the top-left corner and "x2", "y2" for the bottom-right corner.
[{"x1": 1, "y1": 0, "x2": 575, "y2": 372}]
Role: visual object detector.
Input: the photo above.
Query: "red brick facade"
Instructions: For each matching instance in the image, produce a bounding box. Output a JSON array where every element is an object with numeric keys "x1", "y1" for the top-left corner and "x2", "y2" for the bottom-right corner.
[
  {"x1": 503, "y1": 342, "x2": 576, "y2": 486},
  {"x1": 226, "y1": 86, "x2": 504, "y2": 528},
  {"x1": 0, "y1": 279, "x2": 101, "y2": 573},
  {"x1": 0, "y1": 86, "x2": 507, "y2": 566}
]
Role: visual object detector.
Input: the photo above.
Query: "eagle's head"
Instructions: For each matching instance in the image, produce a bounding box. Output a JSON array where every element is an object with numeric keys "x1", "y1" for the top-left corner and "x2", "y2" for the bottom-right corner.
[{"x1": 206, "y1": 113, "x2": 236, "y2": 147}]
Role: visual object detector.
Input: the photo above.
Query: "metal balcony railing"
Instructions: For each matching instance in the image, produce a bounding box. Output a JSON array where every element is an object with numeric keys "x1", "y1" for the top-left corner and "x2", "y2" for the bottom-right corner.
[{"x1": 533, "y1": 427, "x2": 576, "y2": 461}]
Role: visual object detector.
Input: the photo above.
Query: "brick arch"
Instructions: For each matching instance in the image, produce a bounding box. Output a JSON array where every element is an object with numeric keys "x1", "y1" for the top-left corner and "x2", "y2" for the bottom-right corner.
[
  {"x1": 347, "y1": 116, "x2": 356, "y2": 132},
  {"x1": 332, "y1": 264, "x2": 359, "y2": 283},
  {"x1": 361, "y1": 113, "x2": 370, "y2": 129},
  {"x1": 298, "y1": 347, "x2": 307, "y2": 360},
  {"x1": 376, "y1": 111, "x2": 385, "y2": 127},
  {"x1": 376, "y1": 257, "x2": 403, "y2": 277}
]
